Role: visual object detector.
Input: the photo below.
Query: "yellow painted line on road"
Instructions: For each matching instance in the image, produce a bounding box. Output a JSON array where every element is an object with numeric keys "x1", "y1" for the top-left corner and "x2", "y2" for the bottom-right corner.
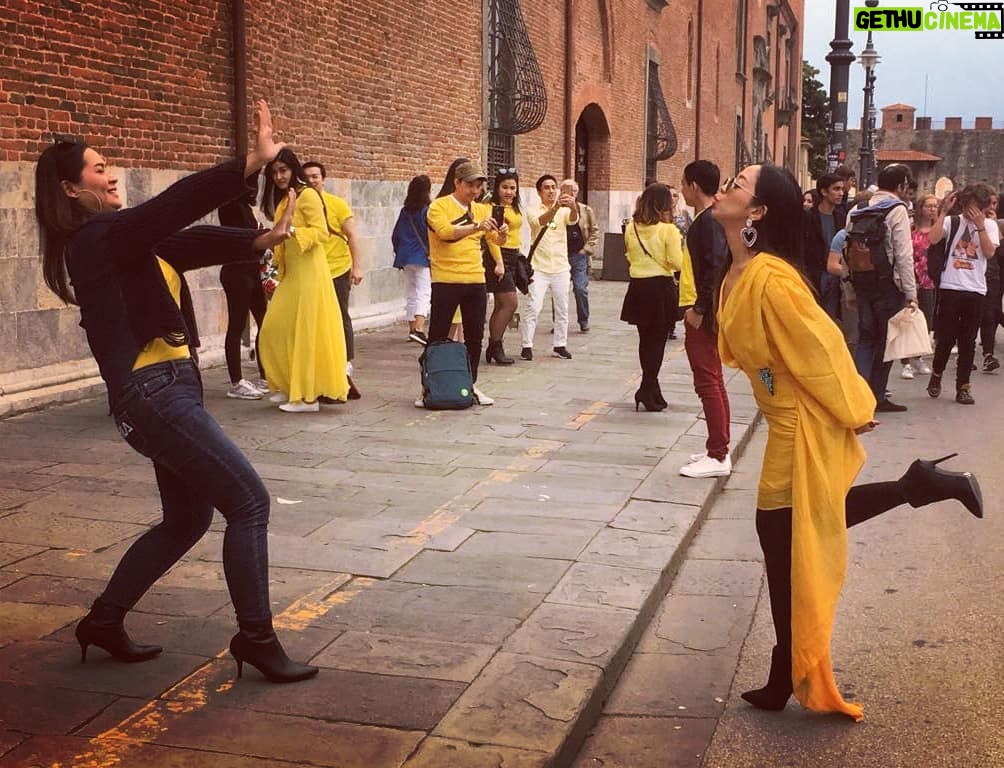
[{"x1": 61, "y1": 403, "x2": 597, "y2": 768}]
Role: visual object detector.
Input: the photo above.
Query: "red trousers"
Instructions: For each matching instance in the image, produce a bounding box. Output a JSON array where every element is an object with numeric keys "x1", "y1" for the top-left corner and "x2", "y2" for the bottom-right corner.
[{"x1": 684, "y1": 321, "x2": 731, "y2": 460}]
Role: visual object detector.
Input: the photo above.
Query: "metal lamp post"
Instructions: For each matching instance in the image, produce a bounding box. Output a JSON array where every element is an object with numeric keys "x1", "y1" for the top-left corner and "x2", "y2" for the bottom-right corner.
[
  {"x1": 858, "y1": 1, "x2": 881, "y2": 188},
  {"x1": 825, "y1": 0, "x2": 855, "y2": 172}
]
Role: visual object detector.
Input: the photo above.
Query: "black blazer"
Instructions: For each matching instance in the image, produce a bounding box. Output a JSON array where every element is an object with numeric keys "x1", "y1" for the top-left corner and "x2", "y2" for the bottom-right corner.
[{"x1": 803, "y1": 205, "x2": 847, "y2": 290}]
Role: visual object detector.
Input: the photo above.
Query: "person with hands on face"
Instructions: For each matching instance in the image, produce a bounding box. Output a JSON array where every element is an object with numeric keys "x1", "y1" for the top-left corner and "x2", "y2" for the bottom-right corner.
[
  {"x1": 926, "y1": 184, "x2": 1001, "y2": 404},
  {"x1": 520, "y1": 175, "x2": 578, "y2": 360},
  {"x1": 34, "y1": 100, "x2": 319, "y2": 683},
  {"x1": 713, "y1": 163, "x2": 982, "y2": 722},
  {"x1": 424, "y1": 159, "x2": 507, "y2": 406}
]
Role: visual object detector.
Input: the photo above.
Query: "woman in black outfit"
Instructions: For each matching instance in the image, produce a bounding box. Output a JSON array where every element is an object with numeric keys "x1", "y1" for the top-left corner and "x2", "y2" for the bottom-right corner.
[
  {"x1": 218, "y1": 183, "x2": 269, "y2": 399},
  {"x1": 34, "y1": 100, "x2": 317, "y2": 683}
]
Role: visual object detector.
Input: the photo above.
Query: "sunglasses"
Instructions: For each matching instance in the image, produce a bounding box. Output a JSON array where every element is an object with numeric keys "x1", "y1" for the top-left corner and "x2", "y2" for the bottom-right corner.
[{"x1": 721, "y1": 175, "x2": 760, "y2": 203}]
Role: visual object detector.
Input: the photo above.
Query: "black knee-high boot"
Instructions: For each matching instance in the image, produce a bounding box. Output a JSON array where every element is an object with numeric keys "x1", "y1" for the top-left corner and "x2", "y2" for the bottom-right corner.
[{"x1": 743, "y1": 508, "x2": 794, "y2": 710}]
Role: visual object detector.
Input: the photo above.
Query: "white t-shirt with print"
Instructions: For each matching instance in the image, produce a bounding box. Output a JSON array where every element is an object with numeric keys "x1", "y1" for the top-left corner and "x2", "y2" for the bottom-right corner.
[{"x1": 939, "y1": 216, "x2": 1000, "y2": 295}]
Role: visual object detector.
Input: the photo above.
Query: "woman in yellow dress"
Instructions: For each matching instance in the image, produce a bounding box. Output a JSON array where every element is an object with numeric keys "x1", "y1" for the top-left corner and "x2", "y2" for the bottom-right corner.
[
  {"x1": 259, "y1": 149, "x2": 348, "y2": 412},
  {"x1": 713, "y1": 164, "x2": 983, "y2": 720}
]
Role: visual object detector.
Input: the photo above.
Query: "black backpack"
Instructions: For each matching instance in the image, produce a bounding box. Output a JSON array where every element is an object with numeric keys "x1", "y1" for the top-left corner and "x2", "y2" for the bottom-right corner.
[
  {"x1": 925, "y1": 215, "x2": 961, "y2": 287},
  {"x1": 420, "y1": 340, "x2": 474, "y2": 410},
  {"x1": 844, "y1": 202, "x2": 905, "y2": 280}
]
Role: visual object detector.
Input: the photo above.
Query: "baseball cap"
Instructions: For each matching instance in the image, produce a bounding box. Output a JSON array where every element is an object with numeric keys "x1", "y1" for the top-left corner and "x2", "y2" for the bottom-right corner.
[{"x1": 454, "y1": 161, "x2": 487, "y2": 183}]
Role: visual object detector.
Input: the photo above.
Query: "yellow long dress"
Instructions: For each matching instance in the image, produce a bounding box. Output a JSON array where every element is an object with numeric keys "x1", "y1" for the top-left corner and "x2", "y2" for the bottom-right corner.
[
  {"x1": 259, "y1": 187, "x2": 349, "y2": 403},
  {"x1": 718, "y1": 254, "x2": 876, "y2": 721}
]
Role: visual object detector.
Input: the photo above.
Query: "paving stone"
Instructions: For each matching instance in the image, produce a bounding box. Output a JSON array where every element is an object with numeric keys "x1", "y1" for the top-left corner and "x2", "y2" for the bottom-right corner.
[
  {"x1": 604, "y1": 652, "x2": 736, "y2": 718},
  {"x1": 460, "y1": 509, "x2": 605, "y2": 540},
  {"x1": 0, "y1": 487, "x2": 35, "y2": 511},
  {"x1": 4, "y1": 539, "x2": 139, "y2": 579},
  {"x1": 0, "y1": 542, "x2": 45, "y2": 567},
  {"x1": 687, "y1": 518, "x2": 763, "y2": 561},
  {"x1": 16, "y1": 490, "x2": 162, "y2": 526},
  {"x1": 0, "y1": 730, "x2": 27, "y2": 758},
  {"x1": 311, "y1": 516, "x2": 475, "y2": 552},
  {"x1": 571, "y1": 715, "x2": 718, "y2": 768},
  {"x1": 0, "y1": 571, "x2": 22, "y2": 590},
  {"x1": 538, "y1": 458, "x2": 651, "y2": 480},
  {"x1": 471, "y1": 497, "x2": 621, "y2": 522},
  {"x1": 579, "y1": 528, "x2": 688, "y2": 571},
  {"x1": 250, "y1": 462, "x2": 355, "y2": 487},
  {"x1": 0, "y1": 574, "x2": 106, "y2": 607},
  {"x1": 435, "y1": 652, "x2": 603, "y2": 753},
  {"x1": 547, "y1": 563, "x2": 663, "y2": 611},
  {"x1": 403, "y1": 737, "x2": 550, "y2": 768},
  {"x1": 0, "y1": 508, "x2": 148, "y2": 550},
  {"x1": 671, "y1": 559, "x2": 764, "y2": 597},
  {"x1": 141, "y1": 701, "x2": 424, "y2": 767},
  {"x1": 187, "y1": 659, "x2": 466, "y2": 730},
  {"x1": 394, "y1": 550, "x2": 571, "y2": 593},
  {"x1": 705, "y1": 488, "x2": 758, "y2": 520},
  {"x1": 0, "y1": 640, "x2": 209, "y2": 698},
  {"x1": 610, "y1": 499, "x2": 701, "y2": 535},
  {"x1": 0, "y1": 682, "x2": 116, "y2": 734},
  {"x1": 0, "y1": 602, "x2": 82, "y2": 642},
  {"x1": 632, "y1": 453, "x2": 723, "y2": 506},
  {"x1": 469, "y1": 477, "x2": 632, "y2": 506},
  {"x1": 341, "y1": 579, "x2": 542, "y2": 620},
  {"x1": 456, "y1": 530, "x2": 595, "y2": 559},
  {"x1": 503, "y1": 602, "x2": 636, "y2": 670},
  {"x1": 314, "y1": 631, "x2": 495, "y2": 682},
  {"x1": 636, "y1": 595, "x2": 758, "y2": 655}
]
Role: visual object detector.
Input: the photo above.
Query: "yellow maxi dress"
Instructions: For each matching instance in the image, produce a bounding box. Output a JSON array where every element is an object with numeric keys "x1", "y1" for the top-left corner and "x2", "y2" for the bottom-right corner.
[
  {"x1": 259, "y1": 188, "x2": 349, "y2": 403},
  {"x1": 718, "y1": 254, "x2": 876, "y2": 721}
]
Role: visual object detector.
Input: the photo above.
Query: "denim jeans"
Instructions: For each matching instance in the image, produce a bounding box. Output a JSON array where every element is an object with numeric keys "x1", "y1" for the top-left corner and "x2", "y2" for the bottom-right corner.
[
  {"x1": 819, "y1": 272, "x2": 842, "y2": 321},
  {"x1": 852, "y1": 275, "x2": 902, "y2": 402},
  {"x1": 107, "y1": 359, "x2": 272, "y2": 625},
  {"x1": 569, "y1": 251, "x2": 590, "y2": 328}
]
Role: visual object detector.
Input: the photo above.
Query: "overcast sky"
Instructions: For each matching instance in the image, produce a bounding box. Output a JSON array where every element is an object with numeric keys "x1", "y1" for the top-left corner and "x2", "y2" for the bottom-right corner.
[{"x1": 802, "y1": 2, "x2": 1004, "y2": 126}]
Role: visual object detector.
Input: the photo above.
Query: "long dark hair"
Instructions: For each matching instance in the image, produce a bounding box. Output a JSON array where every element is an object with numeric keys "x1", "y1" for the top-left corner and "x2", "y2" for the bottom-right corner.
[
  {"x1": 491, "y1": 169, "x2": 521, "y2": 213},
  {"x1": 35, "y1": 140, "x2": 92, "y2": 304},
  {"x1": 436, "y1": 157, "x2": 469, "y2": 199},
  {"x1": 262, "y1": 147, "x2": 308, "y2": 219},
  {"x1": 750, "y1": 165, "x2": 806, "y2": 273},
  {"x1": 633, "y1": 183, "x2": 674, "y2": 225},
  {"x1": 403, "y1": 174, "x2": 431, "y2": 212}
]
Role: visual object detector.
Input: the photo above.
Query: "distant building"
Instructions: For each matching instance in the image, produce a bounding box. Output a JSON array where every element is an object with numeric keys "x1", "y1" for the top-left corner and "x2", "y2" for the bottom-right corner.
[{"x1": 847, "y1": 103, "x2": 1004, "y2": 194}]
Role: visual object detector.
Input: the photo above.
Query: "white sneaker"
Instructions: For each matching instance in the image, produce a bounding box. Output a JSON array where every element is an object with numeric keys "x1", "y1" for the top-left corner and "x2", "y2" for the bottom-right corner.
[
  {"x1": 279, "y1": 400, "x2": 319, "y2": 413},
  {"x1": 679, "y1": 453, "x2": 732, "y2": 478},
  {"x1": 414, "y1": 395, "x2": 425, "y2": 408},
  {"x1": 227, "y1": 379, "x2": 264, "y2": 400},
  {"x1": 472, "y1": 386, "x2": 494, "y2": 406},
  {"x1": 269, "y1": 392, "x2": 288, "y2": 404},
  {"x1": 900, "y1": 363, "x2": 915, "y2": 380},
  {"x1": 689, "y1": 452, "x2": 708, "y2": 463},
  {"x1": 915, "y1": 358, "x2": 932, "y2": 375},
  {"x1": 253, "y1": 378, "x2": 270, "y2": 394}
]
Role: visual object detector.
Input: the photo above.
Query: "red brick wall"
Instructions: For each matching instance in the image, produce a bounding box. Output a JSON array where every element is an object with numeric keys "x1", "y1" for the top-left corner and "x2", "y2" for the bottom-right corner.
[{"x1": 2, "y1": 0, "x2": 234, "y2": 165}]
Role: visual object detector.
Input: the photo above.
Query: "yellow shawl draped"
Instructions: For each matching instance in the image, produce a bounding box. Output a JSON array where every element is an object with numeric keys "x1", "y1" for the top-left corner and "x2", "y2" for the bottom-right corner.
[{"x1": 719, "y1": 254, "x2": 876, "y2": 721}]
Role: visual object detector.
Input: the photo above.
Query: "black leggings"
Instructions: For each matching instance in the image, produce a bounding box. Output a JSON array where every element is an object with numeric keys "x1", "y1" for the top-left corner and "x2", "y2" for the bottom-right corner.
[
  {"x1": 428, "y1": 282, "x2": 487, "y2": 383},
  {"x1": 933, "y1": 288, "x2": 982, "y2": 386},
  {"x1": 756, "y1": 481, "x2": 907, "y2": 651},
  {"x1": 637, "y1": 321, "x2": 671, "y2": 387},
  {"x1": 221, "y1": 264, "x2": 266, "y2": 384}
]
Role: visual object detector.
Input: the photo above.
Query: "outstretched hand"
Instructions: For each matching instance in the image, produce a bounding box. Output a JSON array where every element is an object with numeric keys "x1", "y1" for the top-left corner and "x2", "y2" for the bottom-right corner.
[
  {"x1": 246, "y1": 99, "x2": 286, "y2": 177},
  {"x1": 253, "y1": 189, "x2": 296, "y2": 251}
]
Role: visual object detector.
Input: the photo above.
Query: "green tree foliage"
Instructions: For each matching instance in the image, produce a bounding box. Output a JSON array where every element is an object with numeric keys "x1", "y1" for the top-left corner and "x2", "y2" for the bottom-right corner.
[{"x1": 802, "y1": 62, "x2": 829, "y2": 180}]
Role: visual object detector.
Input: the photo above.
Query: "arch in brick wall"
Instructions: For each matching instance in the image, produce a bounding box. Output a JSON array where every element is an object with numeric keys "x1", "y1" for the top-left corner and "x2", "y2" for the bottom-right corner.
[{"x1": 574, "y1": 103, "x2": 611, "y2": 199}]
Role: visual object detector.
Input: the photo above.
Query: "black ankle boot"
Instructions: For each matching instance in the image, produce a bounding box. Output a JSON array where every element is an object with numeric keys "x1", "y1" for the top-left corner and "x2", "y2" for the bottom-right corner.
[
  {"x1": 741, "y1": 644, "x2": 793, "y2": 711},
  {"x1": 230, "y1": 623, "x2": 319, "y2": 683},
  {"x1": 634, "y1": 383, "x2": 665, "y2": 412},
  {"x1": 485, "y1": 340, "x2": 514, "y2": 365},
  {"x1": 75, "y1": 598, "x2": 162, "y2": 663},
  {"x1": 899, "y1": 453, "x2": 983, "y2": 519}
]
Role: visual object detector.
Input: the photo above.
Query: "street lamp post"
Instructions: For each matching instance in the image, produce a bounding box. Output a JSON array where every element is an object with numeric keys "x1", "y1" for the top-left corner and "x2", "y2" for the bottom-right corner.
[
  {"x1": 825, "y1": 0, "x2": 855, "y2": 173},
  {"x1": 858, "y1": 23, "x2": 881, "y2": 188}
]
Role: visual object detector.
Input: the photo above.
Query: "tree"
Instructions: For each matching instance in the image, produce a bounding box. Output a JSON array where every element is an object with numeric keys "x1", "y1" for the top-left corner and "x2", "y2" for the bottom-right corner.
[{"x1": 801, "y1": 62, "x2": 830, "y2": 181}]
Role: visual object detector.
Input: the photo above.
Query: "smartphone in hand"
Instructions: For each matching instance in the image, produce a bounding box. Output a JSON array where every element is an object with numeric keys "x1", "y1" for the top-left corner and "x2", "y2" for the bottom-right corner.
[{"x1": 492, "y1": 204, "x2": 505, "y2": 227}]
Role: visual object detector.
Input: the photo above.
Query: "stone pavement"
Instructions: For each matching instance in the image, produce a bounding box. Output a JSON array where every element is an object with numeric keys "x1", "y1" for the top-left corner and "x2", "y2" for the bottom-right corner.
[{"x1": 0, "y1": 281, "x2": 759, "y2": 768}]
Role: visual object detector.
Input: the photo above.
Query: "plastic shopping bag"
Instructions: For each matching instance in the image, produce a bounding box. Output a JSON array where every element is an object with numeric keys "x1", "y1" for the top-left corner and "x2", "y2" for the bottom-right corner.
[{"x1": 883, "y1": 307, "x2": 933, "y2": 362}]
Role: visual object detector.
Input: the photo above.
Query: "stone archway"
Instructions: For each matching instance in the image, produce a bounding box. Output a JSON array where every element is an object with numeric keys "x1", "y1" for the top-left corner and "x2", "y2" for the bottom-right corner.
[{"x1": 574, "y1": 103, "x2": 612, "y2": 204}]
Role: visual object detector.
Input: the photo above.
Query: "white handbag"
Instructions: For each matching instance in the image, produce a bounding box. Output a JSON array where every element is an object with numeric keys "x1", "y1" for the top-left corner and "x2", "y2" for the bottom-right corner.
[{"x1": 883, "y1": 307, "x2": 933, "y2": 362}]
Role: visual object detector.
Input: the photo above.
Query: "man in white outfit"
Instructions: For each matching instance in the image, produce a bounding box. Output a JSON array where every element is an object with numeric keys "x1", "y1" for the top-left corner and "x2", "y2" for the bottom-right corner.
[{"x1": 521, "y1": 174, "x2": 578, "y2": 360}]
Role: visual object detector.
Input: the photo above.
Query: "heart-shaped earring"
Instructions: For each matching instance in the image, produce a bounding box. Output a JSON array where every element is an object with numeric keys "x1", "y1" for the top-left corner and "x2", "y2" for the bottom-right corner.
[{"x1": 740, "y1": 218, "x2": 758, "y2": 249}]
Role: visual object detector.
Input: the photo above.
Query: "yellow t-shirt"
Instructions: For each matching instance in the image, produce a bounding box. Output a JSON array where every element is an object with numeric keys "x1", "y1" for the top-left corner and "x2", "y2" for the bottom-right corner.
[
  {"x1": 427, "y1": 196, "x2": 494, "y2": 284},
  {"x1": 486, "y1": 204, "x2": 523, "y2": 262},
  {"x1": 133, "y1": 258, "x2": 191, "y2": 370},
  {"x1": 319, "y1": 190, "x2": 354, "y2": 278},
  {"x1": 528, "y1": 204, "x2": 573, "y2": 274},
  {"x1": 624, "y1": 221, "x2": 683, "y2": 278}
]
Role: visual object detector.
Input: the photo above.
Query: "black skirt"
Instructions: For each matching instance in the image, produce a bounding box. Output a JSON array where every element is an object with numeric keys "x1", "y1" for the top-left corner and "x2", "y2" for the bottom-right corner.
[
  {"x1": 485, "y1": 247, "x2": 520, "y2": 294},
  {"x1": 620, "y1": 275, "x2": 679, "y2": 326}
]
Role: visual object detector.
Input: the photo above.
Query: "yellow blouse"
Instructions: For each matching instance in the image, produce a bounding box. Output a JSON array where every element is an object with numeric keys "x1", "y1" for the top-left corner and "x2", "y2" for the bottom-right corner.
[
  {"x1": 624, "y1": 221, "x2": 683, "y2": 278},
  {"x1": 486, "y1": 204, "x2": 522, "y2": 262},
  {"x1": 718, "y1": 253, "x2": 875, "y2": 721},
  {"x1": 133, "y1": 258, "x2": 191, "y2": 370}
]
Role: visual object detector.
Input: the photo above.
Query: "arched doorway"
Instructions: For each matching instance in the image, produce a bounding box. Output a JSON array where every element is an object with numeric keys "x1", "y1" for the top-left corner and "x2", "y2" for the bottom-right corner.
[{"x1": 574, "y1": 103, "x2": 611, "y2": 204}]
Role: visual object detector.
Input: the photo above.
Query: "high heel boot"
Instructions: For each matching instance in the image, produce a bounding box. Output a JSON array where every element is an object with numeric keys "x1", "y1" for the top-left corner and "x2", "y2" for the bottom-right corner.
[
  {"x1": 75, "y1": 597, "x2": 162, "y2": 663},
  {"x1": 652, "y1": 381, "x2": 668, "y2": 409},
  {"x1": 899, "y1": 453, "x2": 983, "y2": 519},
  {"x1": 634, "y1": 382, "x2": 665, "y2": 412},
  {"x1": 485, "y1": 340, "x2": 514, "y2": 365},
  {"x1": 741, "y1": 644, "x2": 793, "y2": 710},
  {"x1": 230, "y1": 622, "x2": 319, "y2": 683}
]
